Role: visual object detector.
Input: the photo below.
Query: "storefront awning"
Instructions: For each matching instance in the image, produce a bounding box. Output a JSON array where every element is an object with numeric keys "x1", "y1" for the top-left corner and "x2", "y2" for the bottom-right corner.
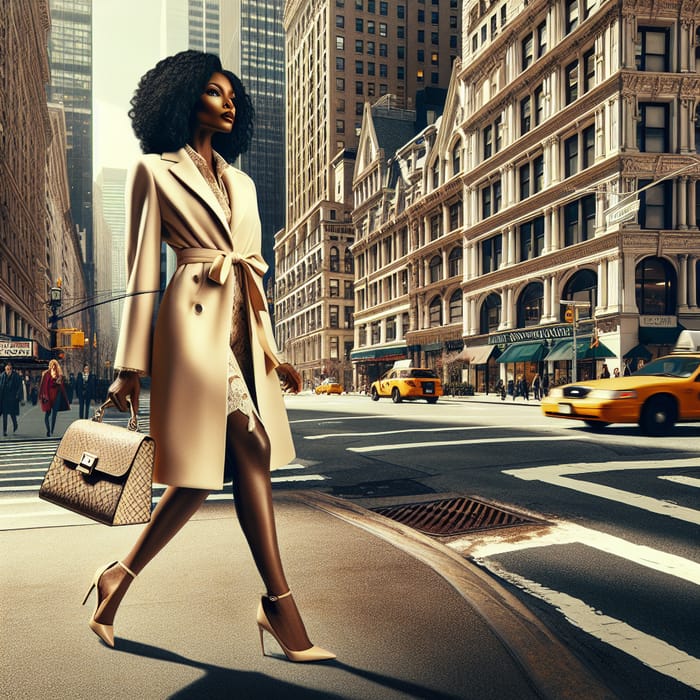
[
  {"x1": 623, "y1": 343, "x2": 652, "y2": 361},
  {"x1": 496, "y1": 341, "x2": 548, "y2": 363},
  {"x1": 463, "y1": 344, "x2": 496, "y2": 364},
  {"x1": 546, "y1": 338, "x2": 616, "y2": 361},
  {"x1": 350, "y1": 345, "x2": 408, "y2": 360},
  {"x1": 638, "y1": 325, "x2": 683, "y2": 345}
]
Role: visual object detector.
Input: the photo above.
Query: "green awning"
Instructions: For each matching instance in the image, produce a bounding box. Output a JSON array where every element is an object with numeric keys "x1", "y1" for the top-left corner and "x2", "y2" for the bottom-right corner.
[
  {"x1": 350, "y1": 345, "x2": 408, "y2": 360},
  {"x1": 623, "y1": 343, "x2": 652, "y2": 361},
  {"x1": 496, "y1": 341, "x2": 548, "y2": 363},
  {"x1": 638, "y1": 325, "x2": 683, "y2": 345},
  {"x1": 546, "y1": 338, "x2": 616, "y2": 361},
  {"x1": 422, "y1": 342, "x2": 444, "y2": 352}
]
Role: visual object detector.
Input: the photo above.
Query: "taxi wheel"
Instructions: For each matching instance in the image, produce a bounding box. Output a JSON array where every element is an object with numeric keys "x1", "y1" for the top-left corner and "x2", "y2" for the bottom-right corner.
[
  {"x1": 370, "y1": 387, "x2": 380, "y2": 401},
  {"x1": 426, "y1": 397, "x2": 438, "y2": 404},
  {"x1": 640, "y1": 396, "x2": 677, "y2": 436},
  {"x1": 391, "y1": 388, "x2": 402, "y2": 403}
]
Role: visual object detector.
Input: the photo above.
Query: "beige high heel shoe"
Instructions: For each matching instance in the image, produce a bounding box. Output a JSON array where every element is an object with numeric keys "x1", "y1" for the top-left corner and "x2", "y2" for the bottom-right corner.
[
  {"x1": 82, "y1": 560, "x2": 136, "y2": 648},
  {"x1": 257, "y1": 591, "x2": 336, "y2": 663}
]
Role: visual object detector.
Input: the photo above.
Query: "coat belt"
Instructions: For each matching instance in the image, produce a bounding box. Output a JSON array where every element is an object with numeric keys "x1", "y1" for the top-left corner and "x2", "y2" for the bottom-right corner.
[{"x1": 175, "y1": 247, "x2": 278, "y2": 371}]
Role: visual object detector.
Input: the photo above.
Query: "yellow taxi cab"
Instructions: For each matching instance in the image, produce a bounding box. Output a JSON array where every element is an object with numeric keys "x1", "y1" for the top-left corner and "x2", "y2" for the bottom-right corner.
[
  {"x1": 541, "y1": 352, "x2": 700, "y2": 435},
  {"x1": 370, "y1": 367, "x2": 443, "y2": 404},
  {"x1": 314, "y1": 378, "x2": 344, "y2": 395}
]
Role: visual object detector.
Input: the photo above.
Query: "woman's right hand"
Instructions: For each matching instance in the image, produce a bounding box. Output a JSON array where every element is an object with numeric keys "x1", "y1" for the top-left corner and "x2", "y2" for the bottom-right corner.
[{"x1": 107, "y1": 370, "x2": 141, "y2": 414}]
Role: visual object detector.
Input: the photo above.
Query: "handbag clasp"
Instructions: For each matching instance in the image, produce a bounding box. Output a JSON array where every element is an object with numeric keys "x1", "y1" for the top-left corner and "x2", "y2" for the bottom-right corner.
[{"x1": 77, "y1": 451, "x2": 98, "y2": 475}]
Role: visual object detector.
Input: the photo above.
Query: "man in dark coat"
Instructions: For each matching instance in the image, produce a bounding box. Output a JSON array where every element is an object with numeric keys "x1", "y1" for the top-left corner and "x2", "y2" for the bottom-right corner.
[
  {"x1": 0, "y1": 362, "x2": 22, "y2": 436},
  {"x1": 75, "y1": 363, "x2": 97, "y2": 419}
]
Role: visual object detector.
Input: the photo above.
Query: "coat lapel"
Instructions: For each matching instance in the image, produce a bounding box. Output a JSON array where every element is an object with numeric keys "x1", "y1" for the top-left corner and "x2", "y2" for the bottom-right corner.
[{"x1": 162, "y1": 149, "x2": 232, "y2": 241}]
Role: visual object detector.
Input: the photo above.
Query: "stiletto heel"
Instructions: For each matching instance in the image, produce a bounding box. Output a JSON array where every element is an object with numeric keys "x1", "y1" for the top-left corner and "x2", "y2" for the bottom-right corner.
[
  {"x1": 82, "y1": 561, "x2": 136, "y2": 648},
  {"x1": 256, "y1": 591, "x2": 335, "y2": 662}
]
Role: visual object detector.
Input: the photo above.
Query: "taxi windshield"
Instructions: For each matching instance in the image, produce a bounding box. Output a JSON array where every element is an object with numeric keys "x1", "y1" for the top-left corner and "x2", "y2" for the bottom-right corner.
[{"x1": 634, "y1": 356, "x2": 700, "y2": 379}]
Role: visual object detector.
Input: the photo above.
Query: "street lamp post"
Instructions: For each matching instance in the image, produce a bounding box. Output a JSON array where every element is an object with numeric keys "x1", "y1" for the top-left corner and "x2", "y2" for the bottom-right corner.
[
  {"x1": 48, "y1": 284, "x2": 63, "y2": 358},
  {"x1": 559, "y1": 300, "x2": 591, "y2": 384}
]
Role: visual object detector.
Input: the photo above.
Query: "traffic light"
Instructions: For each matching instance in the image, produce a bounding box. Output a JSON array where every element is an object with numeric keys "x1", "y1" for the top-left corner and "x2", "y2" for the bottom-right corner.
[{"x1": 564, "y1": 306, "x2": 575, "y2": 323}]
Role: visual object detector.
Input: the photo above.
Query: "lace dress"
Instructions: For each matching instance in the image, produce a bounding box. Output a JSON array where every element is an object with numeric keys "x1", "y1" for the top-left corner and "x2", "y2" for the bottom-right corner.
[{"x1": 184, "y1": 145, "x2": 259, "y2": 431}]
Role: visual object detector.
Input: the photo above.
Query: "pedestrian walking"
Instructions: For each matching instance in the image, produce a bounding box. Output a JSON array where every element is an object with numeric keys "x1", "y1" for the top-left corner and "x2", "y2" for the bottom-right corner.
[
  {"x1": 518, "y1": 375, "x2": 529, "y2": 401},
  {"x1": 38, "y1": 359, "x2": 70, "y2": 437},
  {"x1": 600, "y1": 363, "x2": 610, "y2": 379},
  {"x1": 85, "y1": 51, "x2": 334, "y2": 663},
  {"x1": 75, "y1": 363, "x2": 97, "y2": 419},
  {"x1": 0, "y1": 362, "x2": 22, "y2": 436},
  {"x1": 542, "y1": 372, "x2": 550, "y2": 397},
  {"x1": 613, "y1": 367, "x2": 620, "y2": 378},
  {"x1": 531, "y1": 373, "x2": 541, "y2": 400}
]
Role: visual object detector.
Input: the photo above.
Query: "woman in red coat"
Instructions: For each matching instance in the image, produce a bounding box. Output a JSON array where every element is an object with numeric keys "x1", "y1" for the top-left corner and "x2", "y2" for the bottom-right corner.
[{"x1": 39, "y1": 359, "x2": 69, "y2": 437}]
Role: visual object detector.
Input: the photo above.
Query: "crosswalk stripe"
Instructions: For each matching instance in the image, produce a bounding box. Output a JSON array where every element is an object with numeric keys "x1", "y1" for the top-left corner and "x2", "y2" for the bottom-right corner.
[
  {"x1": 659, "y1": 475, "x2": 700, "y2": 489},
  {"x1": 307, "y1": 425, "x2": 557, "y2": 440},
  {"x1": 348, "y1": 435, "x2": 582, "y2": 453}
]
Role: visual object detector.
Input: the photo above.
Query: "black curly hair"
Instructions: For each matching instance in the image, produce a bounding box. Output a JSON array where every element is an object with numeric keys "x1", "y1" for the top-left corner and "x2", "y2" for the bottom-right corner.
[{"x1": 128, "y1": 50, "x2": 254, "y2": 162}]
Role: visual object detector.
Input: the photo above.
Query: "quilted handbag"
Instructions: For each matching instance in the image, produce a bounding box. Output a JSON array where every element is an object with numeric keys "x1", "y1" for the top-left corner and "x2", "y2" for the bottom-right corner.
[{"x1": 39, "y1": 400, "x2": 154, "y2": 526}]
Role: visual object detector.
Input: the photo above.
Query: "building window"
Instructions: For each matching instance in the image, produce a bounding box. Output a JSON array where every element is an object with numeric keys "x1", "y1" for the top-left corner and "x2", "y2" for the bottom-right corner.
[
  {"x1": 522, "y1": 34, "x2": 533, "y2": 70},
  {"x1": 495, "y1": 115, "x2": 502, "y2": 151},
  {"x1": 565, "y1": 0, "x2": 578, "y2": 34},
  {"x1": 517, "y1": 282, "x2": 544, "y2": 327},
  {"x1": 484, "y1": 124, "x2": 493, "y2": 159},
  {"x1": 565, "y1": 60, "x2": 579, "y2": 104},
  {"x1": 537, "y1": 21, "x2": 547, "y2": 57},
  {"x1": 336, "y1": 14, "x2": 345, "y2": 27},
  {"x1": 380, "y1": 64, "x2": 387, "y2": 77},
  {"x1": 355, "y1": 39, "x2": 363, "y2": 52},
  {"x1": 336, "y1": 36, "x2": 345, "y2": 50},
  {"x1": 330, "y1": 246, "x2": 340, "y2": 271},
  {"x1": 344, "y1": 248, "x2": 354, "y2": 273},
  {"x1": 534, "y1": 85, "x2": 545, "y2": 126},
  {"x1": 336, "y1": 119, "x2": 345, "y2": 133},
  {"x1": 451, "y1": 141, "x2": 461, "y2": 175},
  {"x1": 397, "y1": 45, "x2": 405, "y2": 59},
  {"x1": 638, "y1": 180, "x2": 672, "y2": 229},
  {"x1": 368, "y1": 20, "x2": 376, "y2": 33},
  {"x1": 635, "y1": 257, "x2": 676, "y2": 314},
  {"x1": 386, "y1": 317, "x2": 396, "y2": 341},
  {"x1": 564, "y1": 194, "x2": 596, "y2": 245},
  {"x1": 561, "y1": 269, "x2": 596, "y2": 321},
  {"x1": 329, "y1": 305, "x2": 339, "y2": 328},
  {"x1": 431, "y1": 160, "x2": 439, "y2": 189},
  {"x1": 636, "y1": 27, "x2": 669, "y2": 72},
  {"x1": 397, "y1": 25, "x2": 405, "y2": 39},
  {"x1": 344, "y1": 280, "x2": 353, "y2": 299},
  {"x1": 480, "y1": 293, "x2": 501, "y2": 334},
  {"x1": 397, "y1": 4, "x2": 405, "y2": 18},
  {"x1": 519, "y1": 163, "x2": 530, "y2": 199},
  {"x1": 367, "y1": 40, "x2": 375, "y2": 54},
  {"x1": 355, "y1": 60, "x2": 364, "y2": 74},
  {"x1": 430, "y1": 213, "x2": 440, "y2": 240},
  {"x1": 329, "y1": 279, "x2": 339, "y2": 297},
  {"x1": 356, "y1": 81, "x2": 364, "y2": 94},
  {"x1": 520, "y1": 95, "x2": 531, "y2": 134},
  {"x1": 336, "y1": 57, "x2": 345, "y2": 70},
  {"x1": 483, "y1": 182, "x2": 501, "y2": 217},
  {"x1": 637, "y1": 103, "x2": 669, "y2": 152},
  {"x1": 397, "y1": 66, "x2": 405, "y2": 80},
  {"x1": 448, "y1": 247, "x2": 463, "y2": 277},
  {"x1": 449, "y1": 200, "x2": 463, "y2": 229},
  {"x1": 379, "y1": 22, "x2": 387, "y2": 36},
  {"x1": 428, "y1": 296, "x2": 442, "y2": 327},
  {"x1": 356, "y1": 18, "x2": 363, "y2": 31},
  {"x1": 336, "y1": 77, "x2": 345, "y2": 90},
  {"x1": 330, "y1": 336, "x2": 339, "y2": 359},
  {"x1": 429, "y1": 255, "x2": 443, "y2": 283},
  {"x1": 582, "y1": 124, "x2": 595, "y2": 168},
  {"x1": 449, "y1": 290, "x2": 463, "y2": 323},
  {"x1": 482, "y1": 187, "x2": 492, "y2": 218},
  {"x1": 564, "y1": 134, "x2": 579, "y2": 178},
  {"x1": 533, "y1": 155, "x2": 544, "y2": 193},
  {"x1": 519, "y1": 216, "x2": 545, "y2": 261},
  {"x1": 482, "y1": 234, "x2": 502, "y2": 273}
]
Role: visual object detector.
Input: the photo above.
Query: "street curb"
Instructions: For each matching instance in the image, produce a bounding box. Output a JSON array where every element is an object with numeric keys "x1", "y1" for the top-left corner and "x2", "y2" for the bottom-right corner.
[{"x1": 288, "y1": 491, "x2": 616, "y2": 700}]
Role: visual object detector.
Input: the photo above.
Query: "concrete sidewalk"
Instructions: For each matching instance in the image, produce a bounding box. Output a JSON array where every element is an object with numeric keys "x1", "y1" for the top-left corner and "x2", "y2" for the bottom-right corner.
[{"x1": 1, "y1": 493, "x2": 613, "y2": 700}]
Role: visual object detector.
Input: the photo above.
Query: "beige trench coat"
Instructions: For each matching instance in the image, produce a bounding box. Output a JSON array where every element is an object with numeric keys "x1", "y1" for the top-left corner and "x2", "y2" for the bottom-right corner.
[{"x1": 114, "y1": 149, "x2": 295, "y2": 489}]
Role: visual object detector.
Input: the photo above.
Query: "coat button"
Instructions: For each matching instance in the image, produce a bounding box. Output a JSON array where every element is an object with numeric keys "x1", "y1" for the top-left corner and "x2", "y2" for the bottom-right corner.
[
  {"x1": 193, "y1": 274, "x2": 200, "y2": 283},
  {"x1": 194, "y1": 303, "x2": 203, "y2": 314}
]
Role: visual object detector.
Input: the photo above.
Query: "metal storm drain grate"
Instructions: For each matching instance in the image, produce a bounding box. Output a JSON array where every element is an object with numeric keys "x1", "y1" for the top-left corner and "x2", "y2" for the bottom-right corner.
[{"x1": 372, "y1": 496, "x2": 541, "y2": 536}]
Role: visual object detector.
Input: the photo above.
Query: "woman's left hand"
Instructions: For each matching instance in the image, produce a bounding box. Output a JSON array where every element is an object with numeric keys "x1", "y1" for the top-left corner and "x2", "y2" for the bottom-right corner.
[{"x1": 276, "y1": 362, "x2": 302, "y2": 394}]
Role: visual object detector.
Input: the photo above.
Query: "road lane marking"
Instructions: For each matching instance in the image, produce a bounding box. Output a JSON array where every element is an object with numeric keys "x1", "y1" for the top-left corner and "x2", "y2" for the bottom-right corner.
[
  {"x1": 659, "y1": 475, "x2": 700, "y2": 489},
  {"x1": 289, "y1": 415, "x2": 403, "y2": 424},
  {"x1": 460, "y1": 521, "x2": 700, "y2": 587},
  {"x1": 348, "y1": 435, "x2": 581, "y2": 453},
  {"x1": 307, "y1": 425, "x2": 557, "y2": 440},
  {"x1": 474, "y1": 564, "x2": 700, "y2": 691},
  {"x1": 504, "y1": 459, "x2": 700, "y2": 525}
]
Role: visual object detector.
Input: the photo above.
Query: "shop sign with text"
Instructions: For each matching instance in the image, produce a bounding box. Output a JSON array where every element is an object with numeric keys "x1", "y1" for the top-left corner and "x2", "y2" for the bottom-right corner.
[{"x1": 488, "y1": 325, "x2": 573, "y2": 345}]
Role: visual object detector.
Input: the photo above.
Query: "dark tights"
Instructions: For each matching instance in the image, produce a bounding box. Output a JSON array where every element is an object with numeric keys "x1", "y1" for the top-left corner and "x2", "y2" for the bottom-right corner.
[{"x1": 93, "y1": 410, "x2": 312, "y2": 651}]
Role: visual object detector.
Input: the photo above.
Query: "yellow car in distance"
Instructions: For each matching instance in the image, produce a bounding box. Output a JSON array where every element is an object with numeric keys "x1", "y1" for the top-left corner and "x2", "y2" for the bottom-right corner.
[
  {"x1": 370, "y1": 367, "x2": 443, "y2": 404},
  {"x1": 314, "y1": 378, "x2": 344, "y2": 395},
  {"x1": 541, "y1": 353, "x2": 700, "y2": 435}
]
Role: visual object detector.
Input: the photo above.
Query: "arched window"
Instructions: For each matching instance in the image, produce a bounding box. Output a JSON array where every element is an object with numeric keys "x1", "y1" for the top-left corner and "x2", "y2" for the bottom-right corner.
[
  {"x1": 635, "y1": 256, "x2": 677, "y2": 315},
  {"x1": 451, "y1": 140, "x2": 461, "y2": 176},
  {"x1": 479, "y1": 293, "x2": 502, "y2": 334},
  {"x1": 431, "y1": 159, "x2": 440, "y2": 189},
  {"x1": 448, "y1": 247, "x2": 463, "y2": 277},
  {"x1": 516, "y1": 282, "x2": 544, "y2": 327},
  {"x1": 429, "y1": 254, "x2": 443, "y2": 283},
  {"x1": 329, "y1": 246, "x2": 340, "y2": 272},
  {"x1": 561, "y1": 269, "x2": 597, "y2": 321},
  {"x1": 449, "y1": 289, "x2": 463, "y2": 323},
  {"x1": 428, "y1": 295, "x2": 443, "y2": 327},
  {"x1": 344, "y1": 248, "x2": 354, "y2": 273}
]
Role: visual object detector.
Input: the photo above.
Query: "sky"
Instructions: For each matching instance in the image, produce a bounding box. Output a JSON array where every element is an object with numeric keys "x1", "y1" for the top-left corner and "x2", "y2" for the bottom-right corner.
[{"x1": 92, "y1": 1, "x2": 163, "y2": 176}]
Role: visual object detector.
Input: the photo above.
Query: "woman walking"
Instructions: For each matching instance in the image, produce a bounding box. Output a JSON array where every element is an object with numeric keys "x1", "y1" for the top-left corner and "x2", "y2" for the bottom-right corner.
[
  {"x1": 84, "y1": 51, "x2": 334, "y2": 662},
  {"x1": 38, "y1": 359, "x2": 69, "y2": 437}
]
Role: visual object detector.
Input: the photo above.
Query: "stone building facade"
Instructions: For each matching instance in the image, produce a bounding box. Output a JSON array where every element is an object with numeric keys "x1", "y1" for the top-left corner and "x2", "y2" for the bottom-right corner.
[{"x1": 351, "y1": 0, "x2": 700, "y2": 393}]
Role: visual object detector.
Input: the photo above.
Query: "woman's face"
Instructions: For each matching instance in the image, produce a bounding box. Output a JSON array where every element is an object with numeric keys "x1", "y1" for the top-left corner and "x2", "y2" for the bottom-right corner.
[{"x1": 193, "y1": 72, "x2": 236, "y2": 134}]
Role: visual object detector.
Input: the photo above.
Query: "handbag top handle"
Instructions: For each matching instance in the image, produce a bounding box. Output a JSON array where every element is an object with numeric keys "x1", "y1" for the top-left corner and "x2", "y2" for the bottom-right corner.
[{"x1": 93, "y1": 398, "x2": 139, "y2": 432}]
